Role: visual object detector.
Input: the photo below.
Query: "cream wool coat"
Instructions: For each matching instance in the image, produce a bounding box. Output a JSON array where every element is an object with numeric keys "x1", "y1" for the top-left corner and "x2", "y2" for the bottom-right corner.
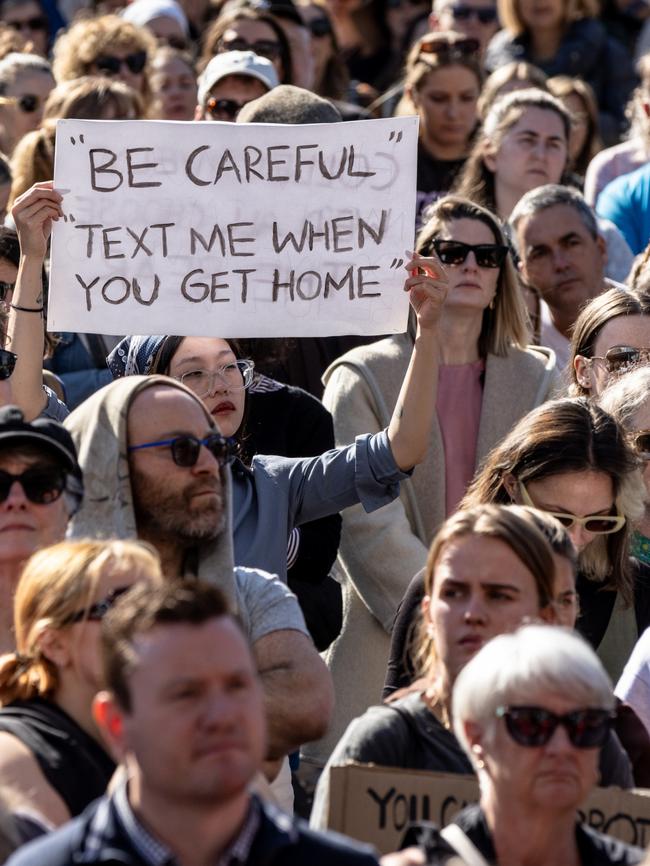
[{"x1": 302, "y1": 333, "x2": 557, "y2": 767}]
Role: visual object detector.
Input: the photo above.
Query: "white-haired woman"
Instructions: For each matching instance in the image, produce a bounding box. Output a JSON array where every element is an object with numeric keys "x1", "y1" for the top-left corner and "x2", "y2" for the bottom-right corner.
[{"x1": 392, "y1": 625, "x2": 643, "y2": 866}]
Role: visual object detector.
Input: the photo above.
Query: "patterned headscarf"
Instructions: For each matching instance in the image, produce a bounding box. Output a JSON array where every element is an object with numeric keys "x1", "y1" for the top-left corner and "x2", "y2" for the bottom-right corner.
[{"x1": 107, "y1": 336, "x2": 167, "y2": 379}]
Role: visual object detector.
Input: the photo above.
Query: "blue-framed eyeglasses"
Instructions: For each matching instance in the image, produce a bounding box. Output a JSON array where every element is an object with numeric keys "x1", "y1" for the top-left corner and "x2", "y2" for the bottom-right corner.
[{"x1": 128, "y1": 433, "x2": 237, "y2": 468}]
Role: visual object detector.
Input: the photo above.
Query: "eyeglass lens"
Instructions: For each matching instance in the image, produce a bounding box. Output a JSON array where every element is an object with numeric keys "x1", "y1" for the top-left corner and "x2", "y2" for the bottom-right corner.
[
  {"x1": 220, "y1": 38, "x2": 280, "y2": 60},
  {"x1": 451, "y1": 5, "x2": 497, "y2": 23},
  {"x1": 604, "y1": 346, "x2": 650, "y2": 373},
  {"x1": 0, "y1": 348, "x2": 16, "y2": 380},
  {"x1": 7, "y1": 16, "x2": 47, "y2": 31},
  {"x1": 170, "y1": 435, "x2": 235, "y2": 468},
  {"x1": 207, "y1": 98, "x2": 243, "y2": 119},
  {"x1": 95, "y1": 51, "x2": 147, "y2": 75}
]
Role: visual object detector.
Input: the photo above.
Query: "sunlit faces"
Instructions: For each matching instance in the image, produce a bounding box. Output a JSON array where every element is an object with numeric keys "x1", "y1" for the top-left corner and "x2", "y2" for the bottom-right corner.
[
  {"x1": 385, "y1": 0, "x2": 430, "y2": 54},
  {"x1": 559, "y1": 92, "x2": 589, "y2": 165},
  {"x1": 104, "y1": 617, "x2": 267, "y2": 804},
  {"x1": 435, "y1": 0, "x2": 499, "y2": 57},
  {"x1": 298, "y1": 4, "x2": 334, "y2": 88},
  {"x1": 423, "y1": 535, "x2": 544, "y2": 683},
  {"x1": 551, "y1": 551, "x2": 578, "y2": 628},
  {"x1": 521, "y1": 470, "x2": 616, "y2": 553},
  {"x1": 276, "y1": 16, "x2": 314, "y2": 90},
  {"x1": 411, "y1": 65, "x2": 480, "y2": 157},
  {"x1": 65, "y1": 566, "x2": 152, "y2": 694},
  {"x1": 484, "y1": 108, "x2": 567, "y2": 206},
  {"x1": 219, "y1": 19, "x2": 285, "y2": 81},
  {"x1": 0, "y1": 69, "x2": 55, "y2": 151},
  {"x1": 88, "y1": 46, "x2": 147, "y2": 94},
  {"x1": 470, "y1": 689, "x2": 600, "y2": 815},
  {"x1": 1, "y1": 1, "x2": 48, "y2": 56},
  {"x1": 516, "y1": 203, "x2": 606, "y2": 318},
  {"x1": 127, "y1": 386, "x2": 225, "y2": 545},
  {"x1": 150, "y1": 54, "x2": 197, "y2": 121},
  {"x1": 199, "y1": 74, "x2": 268, "y2": 122},
  {"x1": 516, "y1": 0, "x2": 566, "y2": 34},
  {"x1": 574, "y1": 315, "x2": 650, "y2": 396},
  {"x1": 0, "y1": 452, "x2": 70, "y2": 569},
  {"x1": 435, "y1": 217, "x2": 501, "y2": 313},
  {"x1": 168, "y1": 338, "x2": 246, "y2": 437},
  {"x1": 146, "y1": 15, "x2": 187, "y2": 48}
]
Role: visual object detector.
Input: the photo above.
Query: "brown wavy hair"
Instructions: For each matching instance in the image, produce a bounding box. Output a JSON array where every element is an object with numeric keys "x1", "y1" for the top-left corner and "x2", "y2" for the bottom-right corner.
[{"x1": 462, "y1": 398, "x2": 645, "y2": 599}]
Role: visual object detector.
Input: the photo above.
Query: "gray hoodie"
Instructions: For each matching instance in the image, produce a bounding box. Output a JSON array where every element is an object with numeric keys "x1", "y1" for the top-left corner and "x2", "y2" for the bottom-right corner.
[{"x1": 63, "y1": 374, "x2": 307, "y2": 644}]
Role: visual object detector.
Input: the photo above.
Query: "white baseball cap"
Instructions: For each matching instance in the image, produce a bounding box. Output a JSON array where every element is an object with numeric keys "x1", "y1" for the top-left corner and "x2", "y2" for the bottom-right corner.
[{"x1": 197, "y1": 50, "x2": 279, "y2": 106}]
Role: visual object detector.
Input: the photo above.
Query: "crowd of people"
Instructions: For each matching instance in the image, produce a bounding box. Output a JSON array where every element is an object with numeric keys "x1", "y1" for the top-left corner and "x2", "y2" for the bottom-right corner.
[{"x1": 0, "y1": 0, "x2": 647, "y2": 863}]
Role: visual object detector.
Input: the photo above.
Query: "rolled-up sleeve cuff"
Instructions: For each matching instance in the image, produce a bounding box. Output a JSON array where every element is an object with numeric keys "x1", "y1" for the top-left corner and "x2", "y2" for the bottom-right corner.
[{"x1": 355, "y1": 429, "x2": 412, "y2": 513}]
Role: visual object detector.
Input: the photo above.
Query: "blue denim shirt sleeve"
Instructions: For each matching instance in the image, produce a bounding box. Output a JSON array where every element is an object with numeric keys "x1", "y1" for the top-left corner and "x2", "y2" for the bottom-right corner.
[
  {"x1": 39, "y1": 386, "x2": 70, "y2": 421},
  {"x1": 354, "y1": 429, "x2": 413, "y2": 510},
  {"x1": 253, "y1": 429, "x2": 412, "y2": 530}
]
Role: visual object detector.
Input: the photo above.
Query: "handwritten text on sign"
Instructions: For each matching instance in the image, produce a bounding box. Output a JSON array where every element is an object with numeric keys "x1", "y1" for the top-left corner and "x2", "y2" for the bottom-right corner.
[{"x1": 48, "y1": 117, "x2": 418, "y2": 337}]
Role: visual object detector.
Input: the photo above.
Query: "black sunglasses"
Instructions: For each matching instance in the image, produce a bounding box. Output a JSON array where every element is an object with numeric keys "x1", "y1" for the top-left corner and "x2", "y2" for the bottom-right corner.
[
  {"x1": 418, "y1": 35, "x2": 480, "y2": 60},
  {"x1": 16, "y1": 94, "x2": 40, "y2": 113},
  {"x1": 94, "y1": 51, "x2": 147, "y2": 76},
  {"x1": 205, "y1": 97, "x2": 246, "y2": 120},
  {"x1": 219, "y1": 37, "x2": 281, "y2": 61},
  {"x1": 496, "y1": 705, "x2": 615, "y2": 749},
  {"x1": 432, "y1": 239, "x2": 508, "y2": 268},
  {"x1": 66, "y1": 585, "x2": 131, "y2": 625},
  {"x1": 0, "y1": 348, "x2": 16, "y2": 380},
  {"x1": 0, "y1": 281, "x2": 14, "y2": 302},
  {"x1": 0, "y1": 465, "x2": 66, "y2": 504},
  {"x1": 128, "y1": 433, "x2": 237, "y2": 468},
  {"x1": 6, "y1": 15, "x2": 47, "y2": 31},
  {"x1": 308, "y1": 16, "x2": 332, "y2": 36},
  {"x1": 450, "y1": 4, "x2": 498, "y2": 23}
]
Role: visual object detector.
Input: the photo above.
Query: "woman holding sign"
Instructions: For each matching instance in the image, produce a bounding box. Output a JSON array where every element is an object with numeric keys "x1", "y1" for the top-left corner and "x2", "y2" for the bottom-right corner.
[
  {"x1": 4, "y1": 167, "x2": 440, "y2": 596},
  {"x1": 302, "y1": 195, "x2": 556, "y2": 773}
]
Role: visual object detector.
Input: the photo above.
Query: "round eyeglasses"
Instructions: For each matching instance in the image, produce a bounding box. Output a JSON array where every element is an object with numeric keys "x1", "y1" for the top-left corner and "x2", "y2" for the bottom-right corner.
[{"x1": 175, "y1": 359, "x2": 255, "y2": 398}]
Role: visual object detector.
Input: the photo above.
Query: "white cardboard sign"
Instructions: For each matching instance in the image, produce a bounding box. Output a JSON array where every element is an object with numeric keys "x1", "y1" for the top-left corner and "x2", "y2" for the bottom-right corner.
[{"x1": 48, "y1": 117, "x2": 418, "y2": 337}]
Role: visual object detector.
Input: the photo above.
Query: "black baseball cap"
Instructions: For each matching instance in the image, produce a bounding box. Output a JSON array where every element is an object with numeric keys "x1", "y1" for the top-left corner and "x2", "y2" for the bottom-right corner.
[{"x1": 0, "y1": 405, "x2": 82, "y2": 479}]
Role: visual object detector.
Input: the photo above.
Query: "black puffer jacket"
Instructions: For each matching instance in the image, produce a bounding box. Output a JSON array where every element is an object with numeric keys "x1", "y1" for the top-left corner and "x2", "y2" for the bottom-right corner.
[{"x1": 485, "y1": 18, "x2": 637, "y2": 145}]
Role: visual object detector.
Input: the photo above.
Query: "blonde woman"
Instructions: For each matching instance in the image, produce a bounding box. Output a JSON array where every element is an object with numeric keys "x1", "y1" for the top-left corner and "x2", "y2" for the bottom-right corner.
[
  {"x1": 0, "y1": 539, "x2": 162, "y2": 827},
  {"x1": 485, "y1": 0, "x2": 635, "y2": 145}
]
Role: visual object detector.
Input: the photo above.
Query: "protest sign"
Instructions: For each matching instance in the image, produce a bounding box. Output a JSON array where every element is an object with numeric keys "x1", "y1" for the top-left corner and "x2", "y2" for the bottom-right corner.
[
  {"x1": 326, "y1": 763, "x2": 650, "y2": 854},
  {"x1": 48, "y1": 117, "x2": 418, "y2": 337}
]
